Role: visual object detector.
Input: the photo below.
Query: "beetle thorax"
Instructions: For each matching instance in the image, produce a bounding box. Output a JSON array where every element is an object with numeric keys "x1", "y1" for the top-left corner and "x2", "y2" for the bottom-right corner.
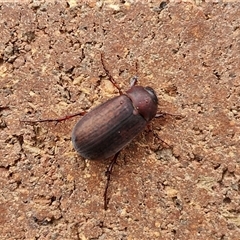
[{"x1": 126, "y1": 86, "x2": 158, "y2": 122}]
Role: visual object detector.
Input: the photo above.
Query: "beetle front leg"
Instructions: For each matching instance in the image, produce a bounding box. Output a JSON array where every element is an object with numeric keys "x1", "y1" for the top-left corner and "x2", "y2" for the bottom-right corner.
[
  {"x1": 155, "y1": 112, "x2": 184, "y2": 119},
  {"x1": 100, "y1": 53, "x2": 123, "y2": 95}
]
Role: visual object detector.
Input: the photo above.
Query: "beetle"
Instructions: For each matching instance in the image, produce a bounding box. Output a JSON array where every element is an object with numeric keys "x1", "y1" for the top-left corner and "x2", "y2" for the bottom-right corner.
[
  {"x1": 21, "y1": 54, "x2": 163, "y2": 210},
  {"x1": 71, "y1": 77, "x2": 158, "y2": 160},
  {"x1": 71, "y1": 54, "x2": 159, "y2": 209}
]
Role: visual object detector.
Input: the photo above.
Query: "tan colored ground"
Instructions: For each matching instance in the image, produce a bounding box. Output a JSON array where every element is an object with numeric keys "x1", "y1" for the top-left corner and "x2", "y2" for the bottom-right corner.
[{"x1": 0, "y1": 1, "x2": 240, "y2": 239}]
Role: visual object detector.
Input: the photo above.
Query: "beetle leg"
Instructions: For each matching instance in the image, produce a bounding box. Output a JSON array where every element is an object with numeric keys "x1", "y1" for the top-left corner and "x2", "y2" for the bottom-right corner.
[
  {"x1": 0, "y1": 106, "x2": 10, "y2": 112},
  {"x1": 155, "y1": 133, "x2": 171, "y2": 148},
  {"x1": 100, "y1": 53, "x2": 123, "y2": 95},
  {"x1": 20, "y1": 111, "x2": 86, "y2": 125},
  {"x1": 155, "y1": 112, "x2": 183, "y2": 119},
  {"x1": 104, "y1": 151, "x2": 121, "y2": 210}
]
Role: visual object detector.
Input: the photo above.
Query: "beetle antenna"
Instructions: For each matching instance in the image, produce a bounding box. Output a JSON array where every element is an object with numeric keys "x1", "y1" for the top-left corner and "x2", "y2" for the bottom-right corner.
[
  {"x1": 135, "y1": 59, "x2": 139, "y2": 76},
  {"x1": 100, "y1": 53, "x2": 123, "y2": 95},
  {"x1": 104, "y1": 151, "x2": 121, "y2": 210},
  {"x1": 128, "y1": 57, "x2": 139, "y2": 88},
  {"x1": 129, "y1": 76, "x2": 138, "y2": 87}
]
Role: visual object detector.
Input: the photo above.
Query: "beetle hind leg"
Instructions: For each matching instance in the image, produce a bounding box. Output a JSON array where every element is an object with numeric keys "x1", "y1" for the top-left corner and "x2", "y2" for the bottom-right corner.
[{"x1": 103, "y1": 151, "x2": 121, "y2": 210}]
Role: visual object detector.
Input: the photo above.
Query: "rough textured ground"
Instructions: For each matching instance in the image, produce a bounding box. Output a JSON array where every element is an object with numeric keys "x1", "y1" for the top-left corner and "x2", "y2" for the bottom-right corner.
[{"x1": 0, "y1": 1, "x2": 240, "y2": 239}]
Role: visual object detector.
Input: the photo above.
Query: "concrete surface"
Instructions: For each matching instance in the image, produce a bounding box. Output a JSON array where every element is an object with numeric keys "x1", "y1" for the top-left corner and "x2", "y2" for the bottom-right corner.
[{"x1": 0, "y1": 0, "x2": 240, "y2": 239}]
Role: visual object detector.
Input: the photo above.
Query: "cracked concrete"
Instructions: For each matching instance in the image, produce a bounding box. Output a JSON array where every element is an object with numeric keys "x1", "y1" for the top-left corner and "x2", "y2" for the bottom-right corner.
[{"x1": 0, "y1": 1, "x2": 240, "y2": 239}]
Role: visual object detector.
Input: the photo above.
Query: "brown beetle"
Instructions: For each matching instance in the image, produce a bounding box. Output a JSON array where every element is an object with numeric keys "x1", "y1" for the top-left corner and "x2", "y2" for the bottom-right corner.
[
  {"x1": 21, "y1": 54, "x2": 161, "y2": 210},
  {"x1": 72, "y1": 79, "x2": 158, "y2": 160},
  {"x1": 71, "y1": 68, "x2": 159, "y2": 209}
]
